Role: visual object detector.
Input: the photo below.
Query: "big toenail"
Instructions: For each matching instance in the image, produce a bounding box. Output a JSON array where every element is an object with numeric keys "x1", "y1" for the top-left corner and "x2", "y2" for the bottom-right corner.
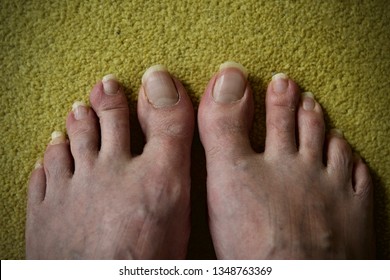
[
  {"x1": 213, "y1": 61, "x2": 248, "y2": 103},
  {"x1": 50, "y1": 131, "x2": 66, "y2": 145},
  {"x1": 102, "y1": 74, "x2": 119, "y2": 95},
  {"x1": 272, "y1": 73, "x2": 289, "y2": 94},
  {"x1": 329, "y1": 128, "x2": 344, "y2": 138},
  {"x1": 72, "y1": 101, "x2": 88, "y2": 120},
  {"x1": 302, "y1": 92, "x2": 315, "y2": 111},
  {"x1": 142, "y1": 65, "x2": 179, "y2": 107}
]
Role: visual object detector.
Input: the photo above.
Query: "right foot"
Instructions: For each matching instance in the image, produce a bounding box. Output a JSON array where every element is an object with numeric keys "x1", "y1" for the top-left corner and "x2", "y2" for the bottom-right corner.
[
  {"x1": 26, "y1": 66, "x2": 194, "y2": 259},
  {"x1": 198, "y1": 62, "x2": 375, "y2": 259}
]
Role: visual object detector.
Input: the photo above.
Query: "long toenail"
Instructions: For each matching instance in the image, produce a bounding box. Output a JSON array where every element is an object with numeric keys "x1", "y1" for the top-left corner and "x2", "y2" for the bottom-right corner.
[
  {"x1": 142, "y1": 65, "x2": 179, "y2": 107},
  {"x1": 50, "y1": 131, "x2": 66, "y2": 145},
  {"x1": 34, "y1": 158, "x2": 43, "y2": 169},
  {"x1": 302, "y1": 92, "x2": 315, "y2": 111},
  {"x1": 72, "y1": 101, "x2": 88, "y2": 120},
  {"x1": 272, "y1": 73, "x2": 289, "y2": 94},
  {"x1": 329, "y1": 128, "x2": 344, "y2": 138},
  {"x1": 102, "y1": 74, "x2": 119, "y2": 95},
  {"x1": 213, "y1": 61, "x2": 248, "y2": 103}
]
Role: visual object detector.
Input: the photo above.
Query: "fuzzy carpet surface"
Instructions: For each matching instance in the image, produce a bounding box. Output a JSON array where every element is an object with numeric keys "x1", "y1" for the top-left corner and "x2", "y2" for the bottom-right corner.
[{"x1": 1, "y1": 0, "x2": 389, "y2": 259}]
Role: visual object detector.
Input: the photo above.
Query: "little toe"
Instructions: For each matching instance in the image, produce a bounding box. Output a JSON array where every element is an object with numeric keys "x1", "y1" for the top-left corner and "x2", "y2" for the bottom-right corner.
[
  {"x1": 138, "y1": 65, "x2": 194, "y2": 164},
  {"x1": 66, "y1": 101, "x2": 99, "y2": 169},
  {"x1": 297, "y1": 92, "x2": 326, "y2": 162},
  {"x1": 43, "y1": 131, "x2": 73, "y2": 194},
  {"x1": 352, "y1": 154, "x2": 373, "y2": 196},
  {"x1": 27, "y1": 159, "x2": 46, "y2": 204},
  {"x1": 264, "y1": 73, "x2": 300, "y2": 157},
  {"x1": 198, "y1": 62, "x2": 254, "y2": 162},
  {"x1": 89, "y1": 75, "x2": 131, "y2": 159},
  {"x1": 325, "y1": 129, "x2": 353, "y2": 181}
]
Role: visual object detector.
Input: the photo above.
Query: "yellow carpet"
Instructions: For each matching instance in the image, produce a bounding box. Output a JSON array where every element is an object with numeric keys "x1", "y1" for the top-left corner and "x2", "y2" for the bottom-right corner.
[{"x1": 1, "y1": 0, "x2": 389, "y2": 259}]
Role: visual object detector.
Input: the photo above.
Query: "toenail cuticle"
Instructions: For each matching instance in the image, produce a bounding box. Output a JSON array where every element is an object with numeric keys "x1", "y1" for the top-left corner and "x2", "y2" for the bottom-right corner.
[
  {"x1": 102, "y1": 74, "x2": 119, "y2": 95},
  {"x1": 72, "y1": 101, "x2": 88, "y2": 120},
  {"x1": 330, "y1": 128, "x2": 344, "y2": 138},
  {"x1": 142, "y1": 65, "x2": 179, "y2": 107},
  {"x1": 34, "y1": 158, "x2": 43, "y2": 169},
  {"x1": 272, "y1": 73, "x2": 289, "y2": 94},
  {"x1": 50, "y1": 131, "x2": 66, "y2": 145},
  {"x1": 302, "y1": 92, "x2": 315, "y2": 111},
  {"x1": 213, "y1": 61, "x2": 247, "y2": 103}
]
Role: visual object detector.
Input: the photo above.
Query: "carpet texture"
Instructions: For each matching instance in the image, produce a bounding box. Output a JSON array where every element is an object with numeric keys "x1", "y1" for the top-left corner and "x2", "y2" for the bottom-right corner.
[{"x1": 1, "y1": 0, "x2": 389, "y2": 259}]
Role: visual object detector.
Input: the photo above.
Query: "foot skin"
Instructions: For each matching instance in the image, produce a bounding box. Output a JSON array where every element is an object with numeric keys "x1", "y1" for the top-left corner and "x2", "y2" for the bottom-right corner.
[
  {"x1": 198, "y1": 62, "x2": 375, "y2": 259},
  {"x1": 26, "y1": 67, "x2": 194, "y2": 259}
]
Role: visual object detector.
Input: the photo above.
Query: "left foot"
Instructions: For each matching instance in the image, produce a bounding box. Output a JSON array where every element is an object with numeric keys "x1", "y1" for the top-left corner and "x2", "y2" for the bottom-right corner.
[
  {"x1": 26, "y1": 66, "x2": 194, "y2": 259},
  {"x1": 198, "y1": 62, "x2": 375, "y2": 259}
]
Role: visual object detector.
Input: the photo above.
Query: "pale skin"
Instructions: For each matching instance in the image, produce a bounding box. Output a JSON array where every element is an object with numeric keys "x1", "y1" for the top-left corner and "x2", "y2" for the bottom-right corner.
[{"x1": 26, "y1": 63, "x2": 375, "y2": 259}]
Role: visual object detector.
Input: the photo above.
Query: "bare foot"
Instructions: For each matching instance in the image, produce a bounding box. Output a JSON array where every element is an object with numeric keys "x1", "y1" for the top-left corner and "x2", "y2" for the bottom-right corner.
[
  {"x1": 198, "y1": 62, "x2": 375, "y2": 259},
  {"x1": 26, "y1": 66, "x2": 194, "y2": 259}
]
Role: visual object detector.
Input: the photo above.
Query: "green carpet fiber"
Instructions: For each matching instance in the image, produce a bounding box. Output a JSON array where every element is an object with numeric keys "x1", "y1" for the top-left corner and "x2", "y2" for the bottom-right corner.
[{"x1": 1, "y1": 0, "x2": 389, "y2": 259}]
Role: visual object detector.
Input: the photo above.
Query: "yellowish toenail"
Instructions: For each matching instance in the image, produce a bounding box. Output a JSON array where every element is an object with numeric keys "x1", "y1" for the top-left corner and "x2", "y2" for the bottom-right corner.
[
  {"x1": 330, "y1": 128, "x2": 344, "y2": 138},
  {"x1": 34, "y1": 158, "x2": 43, "y2": 169},
  {"x1": 142, "y1": 65, "x2": 168, "y2": 84},
  {"x1": 272, "y1": 73, "x2": 289, "y2": 94},
  {"x1": 302, "y1": 92, "x2": 315, "y2": 111},
  {"x1": 72, "y1": 101, "x2": 88, "y2": 120},
  {"x1": 102, "y1": 74, "x2": 119, "y2": 95},
  {"x1": 50, "y1": 131, "x2": 66, "y2": 145},
  {"x1": 213, "y1": 61, "x2": 248, "y2": 103},
  {"x1": 219, "y1": 61, "x2": 248, "y2": 79},
  {"x1": 142, "y1": 65, "x2": 179, "y2": 107}
]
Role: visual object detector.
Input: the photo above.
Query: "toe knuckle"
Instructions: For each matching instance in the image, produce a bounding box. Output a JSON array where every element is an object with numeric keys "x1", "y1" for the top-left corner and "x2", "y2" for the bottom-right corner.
[
  {"x1": 269, "y1": 89, "x2": 297, "y2": 108},
  {"x1": 215, "y1": 117, "x2": 246, "y2": 136},
  {"x1": 305, "y1": 116, "x2": 325, "y2": 131},
  {"x1": 267, "y1": 117, "x2": 292, "y2": 134}
]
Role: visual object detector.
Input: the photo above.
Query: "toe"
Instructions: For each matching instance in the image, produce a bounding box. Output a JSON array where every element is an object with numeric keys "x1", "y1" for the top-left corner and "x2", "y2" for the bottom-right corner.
[
  {"x1": 297, "y1": 92, "x2": 326, "y2": 162},
  {"x1": 89, "y1": 75, "x2": 130, "y2": 159},
  {"x1": 352, "y1": 154, "x2": 373, "y2": 196},
  {"x1": 27, "y1": 159, "x2": 46, "y2": 204},
  {"x1": 264, "y1": 73, "x2": 300, "y2": 157},
  {"x1": 325, "y1": 129, "x2": 353, "y2": 181},
  {"x1": 138, "y1": 65, "x2": 194, "y2": 164},
  {"x1": 43, "y1": 131, "x2": 73, "y2": 194},
  {"x1": 66, "y1": 101, "x2": 99, "y2": 169},
  {"x1": 198, "y1": 62, "x2": 254, "y2": 162}
]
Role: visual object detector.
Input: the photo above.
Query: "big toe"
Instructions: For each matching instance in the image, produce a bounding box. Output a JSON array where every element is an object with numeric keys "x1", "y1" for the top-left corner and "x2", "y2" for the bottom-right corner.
[
  {"x1": 137, "y1": 65, "x2": 194, "y2": 167},
  {"x1": 198, "y1": 62, "x2": 254, "y2": 163}
]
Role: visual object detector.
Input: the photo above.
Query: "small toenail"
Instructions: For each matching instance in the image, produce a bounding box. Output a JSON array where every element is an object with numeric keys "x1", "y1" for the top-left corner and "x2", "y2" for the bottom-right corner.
[
  {"x1": 142, "y1": 65, "x2": 179, "y2": 107},
  {"x1": 329, "y1": 128, "x2": 344, "y2": 138},
  {"x1": 213, "y1": 61, "x2": 248, "y2": 103},
  {"x1": 102, "y1": 74, "x2": 119, "y2": 95},
  {"x1": 302, "y1": 92, "x2": 315, "y2": 111},
  {"x1": 34, "y1": 158, "x2": 43, "y2": 169},
  {"x1": 50, "y1": 131, "x2": 66, "y2": 145},
  {"x1": 272, "y1": 73, "x2": 289, "y2": 94},
  {"x1": 72, "y1": 101, "x2": 88, "y2": 120}
]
